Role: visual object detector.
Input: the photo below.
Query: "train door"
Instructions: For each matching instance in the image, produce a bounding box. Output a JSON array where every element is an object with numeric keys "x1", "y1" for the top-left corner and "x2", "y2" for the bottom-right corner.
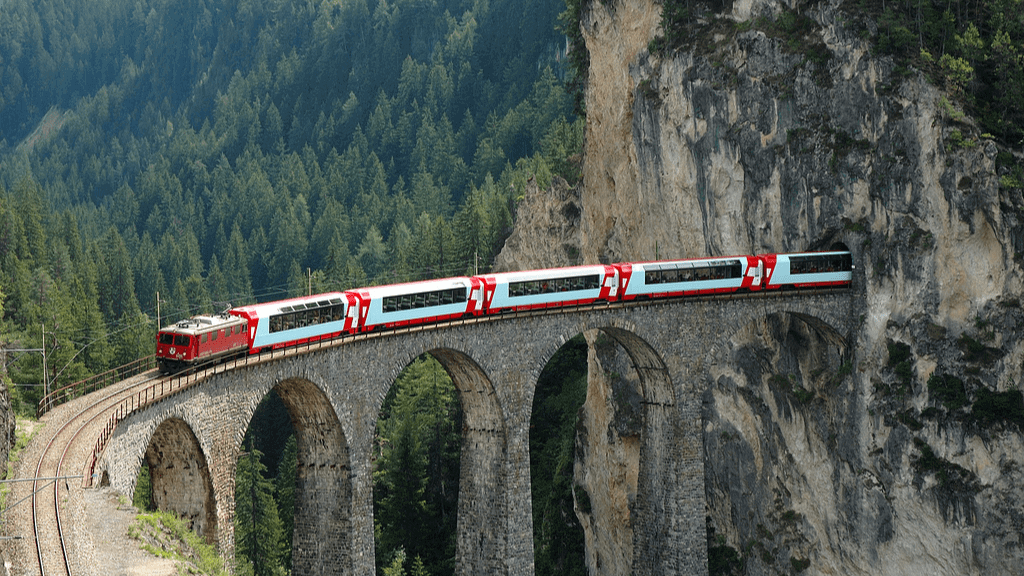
[
  {"x1": 469, "y1": 278, "x2": 485, "y2": 314},
  {"x1": 615, "y1": 263, "x2": 633, "y2": 301},
  {"x1": 757, "y1": 254, "x2": 779, "y2": 289},
  {"x1": 603, "y1": 266, "x2": 620, "y2": 300},
  {"x1": 344, "y1": 293, "x2": 360, "y2": 333}
]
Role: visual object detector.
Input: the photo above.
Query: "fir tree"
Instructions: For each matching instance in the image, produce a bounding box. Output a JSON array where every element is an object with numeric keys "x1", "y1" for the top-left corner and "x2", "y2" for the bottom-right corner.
[
  {"x1": 235, "y1": 440, "x2": 286, "y2": 576},
  {"x1": 276, "y1": 435, "x2": 298, "y2": 569}
]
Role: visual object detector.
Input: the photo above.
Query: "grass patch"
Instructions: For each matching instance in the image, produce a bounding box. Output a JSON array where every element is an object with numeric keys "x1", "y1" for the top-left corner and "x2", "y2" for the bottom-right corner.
[
  {"x1": 842, "y1": 217, "x2": 869, "y2": 233},
  {"x1": 129, "y1": 511, "x2": 228, "y2": 575},
  {"x1": 3, "y1": 418, "x2": 45, "y2": 511}
]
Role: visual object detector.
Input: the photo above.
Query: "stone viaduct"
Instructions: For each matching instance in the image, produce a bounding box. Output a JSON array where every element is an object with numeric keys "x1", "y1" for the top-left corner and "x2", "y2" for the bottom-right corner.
[{"x1": 97, "y1": 288, "x2": 857, "y2": 576}]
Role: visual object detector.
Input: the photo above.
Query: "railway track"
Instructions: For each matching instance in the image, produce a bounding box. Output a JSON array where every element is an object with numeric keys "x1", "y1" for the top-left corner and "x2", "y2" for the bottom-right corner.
[{"x1": 6, "y1": 370, "x2": 163, "y2": 576}]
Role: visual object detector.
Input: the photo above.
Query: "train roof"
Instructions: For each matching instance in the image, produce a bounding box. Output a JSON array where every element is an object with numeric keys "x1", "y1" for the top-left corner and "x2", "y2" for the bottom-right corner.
[
  {"x1": 353, "y1": 277, "x2": 474, "y2": 298},
  {"x1": 768, "y1": 250, "x2": 851, "y2": 257},
  {"x1": 477, "y1": 264, "x2": 612, "y2": 282},
  {"x1": 231, "y1": 292, "x2": 348, "y2": 318},
  {"x1": 622, "y1": 255, "x2": 750, "y2": 267},
  {"x1": 159, "y1": 313, "x2": 245, "y2": 335}
]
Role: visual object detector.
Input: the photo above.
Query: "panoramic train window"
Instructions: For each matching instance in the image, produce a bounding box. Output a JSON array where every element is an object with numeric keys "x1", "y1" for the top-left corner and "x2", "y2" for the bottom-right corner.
[
  {"x1": 644, "y1": 260, "x2": 743, "y2": 284},
  {"x1": 789, "y1": 253, "x2": 853, "y2": 275},
  {"x1": 382, "y1": 288, "x2": 468, "y2": 313},
  {"x1": 269, "y1": 298, "x2": 347, "y2": 333},
  {"x1": 507, "y1": 274, "x2": 600, "y2": 298}
]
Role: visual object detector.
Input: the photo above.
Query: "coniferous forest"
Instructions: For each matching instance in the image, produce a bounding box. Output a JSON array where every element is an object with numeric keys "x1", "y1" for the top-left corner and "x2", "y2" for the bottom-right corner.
[
  {"x1": 0, "y1": 0, "x2": 583, "y2": 408},
  {"x1": 0, "y1": 0, "x2": 587, "y2": 574}
]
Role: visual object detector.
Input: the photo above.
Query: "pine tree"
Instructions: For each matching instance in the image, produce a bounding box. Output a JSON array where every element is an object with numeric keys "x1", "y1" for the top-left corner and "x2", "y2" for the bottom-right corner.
[
  {"x1": 235, "y1": 441, "x2": 286, "y2": 576},
  {"x1": 133, "y1": 233, "x2": 166, "y2": 323},
  {"x1": 375, "y1": 355, "x2": 461, "y2": 576},
  {"x1": 357, "y1": 225, "x2": 388, "y2": 282},
  {"x1": 276, "y1": 435, "x2": 297, "y2": 569},
  {"x1": 377, "y1": 417, "x2": 428, "y2": 565}
]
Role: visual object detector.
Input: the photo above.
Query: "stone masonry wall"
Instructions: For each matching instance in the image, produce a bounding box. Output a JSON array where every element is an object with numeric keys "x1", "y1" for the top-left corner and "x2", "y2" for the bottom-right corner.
[{"x1": 98, "y1": 289, "x2": 856, "y2": 575}]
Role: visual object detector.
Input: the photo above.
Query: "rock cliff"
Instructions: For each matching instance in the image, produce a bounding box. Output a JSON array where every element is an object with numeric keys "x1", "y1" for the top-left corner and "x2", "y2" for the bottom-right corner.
[{"x1": 496, "y1": 0, "x2": 1024, "y2": 574}]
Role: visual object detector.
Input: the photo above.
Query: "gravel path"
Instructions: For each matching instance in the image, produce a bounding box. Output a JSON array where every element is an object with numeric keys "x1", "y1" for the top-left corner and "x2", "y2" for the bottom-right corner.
[{"x1": 2, "y1": 374, "x2": 178, "y2": 576}]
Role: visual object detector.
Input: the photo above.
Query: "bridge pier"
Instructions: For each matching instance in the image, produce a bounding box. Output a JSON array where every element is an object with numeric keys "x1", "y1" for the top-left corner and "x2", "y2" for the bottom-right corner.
[{"x1": 275, "y1": 377, "x2": 354, "y2": 575}]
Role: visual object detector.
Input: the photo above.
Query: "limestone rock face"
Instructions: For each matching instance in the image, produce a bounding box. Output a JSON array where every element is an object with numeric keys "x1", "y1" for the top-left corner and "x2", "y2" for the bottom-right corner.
[
  {"x1": 496, "y1": 0, "x2": 1024, "y2": 574},
  {"x1": 492, "y1": 176, "x2": 584, "y2": 273}
]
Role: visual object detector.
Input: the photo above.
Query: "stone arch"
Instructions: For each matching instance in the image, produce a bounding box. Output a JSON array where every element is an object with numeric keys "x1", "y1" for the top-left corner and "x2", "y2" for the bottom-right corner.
[
  {"x1": 535, "y1": 319, "x2": 679, "y2": 575},
  {"x1": 144, "y1": 417, "x2": 218, "y2": 543},
  {"x1": 267, "y1": 377, "x2": 352, "y2": 575},
  {"x1": 429, "y1": 348, "x2": 505, "y2": 433},
  {"x1": 537, "y1": 318, "x2": 676, "y2": 408},
  {"x1": 699, "y1": 307, "x2": 855, "y2": 571},
  {"x1": 378, "y1": 345, "x2": 508, "y2": 575},
  {"x1": 702, "y1": 306, "x2": 850, "y2": 380}
]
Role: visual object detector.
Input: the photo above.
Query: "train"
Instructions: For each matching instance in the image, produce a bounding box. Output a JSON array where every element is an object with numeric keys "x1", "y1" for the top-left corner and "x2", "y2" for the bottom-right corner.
[{"x1": 155, "y1": 250, "x2": 853, "y2": 374}]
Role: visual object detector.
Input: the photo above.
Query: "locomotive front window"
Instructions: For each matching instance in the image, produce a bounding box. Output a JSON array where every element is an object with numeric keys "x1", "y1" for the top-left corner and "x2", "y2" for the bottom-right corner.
[
  {"x1": 159, "y1": 333, "x2": 174, "y2": 345},
  {"x1": 173, "y1": 335, "x2": 191, "y2": 347}
]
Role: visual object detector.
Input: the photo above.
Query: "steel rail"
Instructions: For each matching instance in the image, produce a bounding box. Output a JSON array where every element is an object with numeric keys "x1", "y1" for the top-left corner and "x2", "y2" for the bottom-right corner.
[{"x1": 30, "y1": 371, "x2": 161, "y2": 576}]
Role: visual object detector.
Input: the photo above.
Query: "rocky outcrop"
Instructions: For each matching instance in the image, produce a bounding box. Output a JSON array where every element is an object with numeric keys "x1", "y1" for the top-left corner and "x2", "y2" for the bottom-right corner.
[
  {"x1": 492, "y1": 176, "x2": 584, "y2": 272},
  {"x1": 497, "y1": 0, "x2": 1024, "y2": 574}
]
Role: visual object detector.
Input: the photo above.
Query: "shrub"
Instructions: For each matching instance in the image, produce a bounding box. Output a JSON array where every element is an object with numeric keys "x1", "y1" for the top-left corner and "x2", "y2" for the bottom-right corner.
[
  {"x1": 912, "y1": 438, "x2": 980, "y2": 493},
  {"x1": 897, "y1": 410, "x2": 924, "y2": 431},
  {"x1": 887, "y1": 342, "x2": 914, "y2": 392},
  {"x1": 709, "y1": 543, "x2": 744, "y2": 576},
  {"x1": 958, "y1": 334, "x2": 1001, "y2": 364},
  {"x1": 970, "y1": 388, "x2": 1024, "y2": 428},
  {"x1": 928, "y1": 373, "x2": 968, "y2": 411}
]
